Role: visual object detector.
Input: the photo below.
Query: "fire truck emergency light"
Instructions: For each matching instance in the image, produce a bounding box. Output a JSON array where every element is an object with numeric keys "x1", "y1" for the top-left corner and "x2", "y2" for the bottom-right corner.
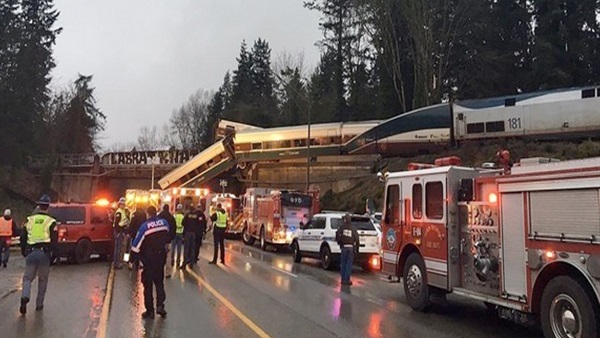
[
  {"x1": 545, "y1": 250, "x2": 556, "y2": 260},
  {"x1": 370, "y1": 256, "x2": 380, "y2": 270},
  {"x1": 488, "y1": 193, "x2": 498, "y2": 204},
  {"x1": 173, "y1": 188, "x2": 178, "y2": 195},
  {"x1": 181, "y1": 188, "x2": 187, "y2": 195},
  {"x1": 195, "y1": 189, "x2": 201, "y2": 196},
  {"x1": 95, "y1": 198, "x2": 110, "y2": 207}
]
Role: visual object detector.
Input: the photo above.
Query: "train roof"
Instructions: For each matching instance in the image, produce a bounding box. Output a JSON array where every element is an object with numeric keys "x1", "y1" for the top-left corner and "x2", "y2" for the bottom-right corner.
[{"x1": 455, "y1": 85, "x2": 600, "y2": 110}]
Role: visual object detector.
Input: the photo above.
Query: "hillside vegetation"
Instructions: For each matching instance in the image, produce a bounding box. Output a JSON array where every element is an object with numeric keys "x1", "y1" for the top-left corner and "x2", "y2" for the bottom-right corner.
[{"x1": 320, "y1": 139, "x2": 600, "y2": 214}]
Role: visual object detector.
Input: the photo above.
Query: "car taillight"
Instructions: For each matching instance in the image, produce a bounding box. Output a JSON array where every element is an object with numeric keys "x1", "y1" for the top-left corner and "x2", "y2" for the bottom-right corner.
[{"x1": 370, "y1": 256, "x2": 380, "y2": 270}]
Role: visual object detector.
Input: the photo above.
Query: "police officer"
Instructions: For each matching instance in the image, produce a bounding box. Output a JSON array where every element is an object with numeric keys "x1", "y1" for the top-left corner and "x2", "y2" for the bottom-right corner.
[
  {"x1": 130, "y1": 206, "x2": 169, "y2": 319},
  {"x1": 335, "y1": 213, "x2": 359, "y2": 286},
  {"x1": 19, "y1": 195, "x2": 57, "y2": 315},
  {"x1": 113, "y1": 197, "x2": 130, "y2": 269},
  {"x1": 172, "y1": 204, "x2": 185, "y2": 267},
  {"x1": 180, "y1": 206, "x2": 204, "y2": 269},
  {"x1": 158, "y1": 204, "x2": 176, "y2": 278},
  {"x1": 0, "y1": 208, "x2": 18, "y2": 268},
  {"x1": 209, "y1": 203, "x2": 227, "y2": 265}
]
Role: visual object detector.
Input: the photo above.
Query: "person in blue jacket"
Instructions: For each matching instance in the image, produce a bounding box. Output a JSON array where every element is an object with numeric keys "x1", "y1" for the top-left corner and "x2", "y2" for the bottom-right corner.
[{"x1": 130, "y1": 206, "x2": 170, "y2": 319}]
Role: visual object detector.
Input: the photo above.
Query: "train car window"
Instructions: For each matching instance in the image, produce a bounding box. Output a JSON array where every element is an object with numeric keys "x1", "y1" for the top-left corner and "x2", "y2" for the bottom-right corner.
[
  {"x1": 251, "y1": 143, "x2": 262, "y2": 150},
  {"x1": 485, "y1": 121, "x2": 505, "y2": 133},
  {"x1": 412, "y1": 184, "x2": 423, "y2": 219},
  {"x1": 466, "y1": 123, "x2": 484, "y2": 134},
  {"x1": 426, "y1": 182, "x2": 444, "y2": 220},
  {"x1": 582, "y1": 88, "x2": 595, "y2": 98},
  {"x1": 384, "y1": 185, "x2": 400, "y2": 225},
  {"x1": 504, "y1": 98, "x2": 516, "y2": 106}
]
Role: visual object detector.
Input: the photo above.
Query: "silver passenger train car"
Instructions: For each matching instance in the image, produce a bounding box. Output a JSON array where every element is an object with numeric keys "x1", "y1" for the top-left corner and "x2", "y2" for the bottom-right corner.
[{"x1": 453, "y1": 86, "x2": 600, "y2": 141}]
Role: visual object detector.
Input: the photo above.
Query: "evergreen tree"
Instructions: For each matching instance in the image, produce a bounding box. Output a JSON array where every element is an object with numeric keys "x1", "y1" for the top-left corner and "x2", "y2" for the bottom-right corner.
[
  {"x1": 4, "y1": 0, "x2": 61, "y2": 164},
  {"x1": 250, "y1": 38, "x2": 278, "y2": 126},
  {"x1": 55, "y1": 74, "x2": 105, "y2": 153},
  {"x1": 308, "y1": 51, "x2": 338, "y2": 123},
  {"x1": 279, "y1": 67, "x2": 309, "y2": 126},
  {"x1": 226, "y1": 40, "x2": 255, "y2": 123}
]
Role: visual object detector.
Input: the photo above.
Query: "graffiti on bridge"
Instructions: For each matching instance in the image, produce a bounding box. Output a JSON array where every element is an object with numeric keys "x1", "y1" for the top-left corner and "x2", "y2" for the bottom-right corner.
[{"x1": 103, "y1": 150, "x2": 198, "y2": 166}]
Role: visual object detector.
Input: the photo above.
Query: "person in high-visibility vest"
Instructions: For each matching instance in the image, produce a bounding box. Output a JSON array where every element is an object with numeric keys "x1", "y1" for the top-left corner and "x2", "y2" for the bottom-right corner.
[
  {"x1": 209, "y1": 203, "x2": 228, "y2": 265},
  {"x1": 112, "y1": 197, "x2": 130, "y2": 269},
  {"x1": 19, "y1": 195, "x2": 57, "y2": 315},
  {"x1": 172, "y1": 204, "x2": 185, "y2": 267},
  {"x1": 0, "y1": 208, "x2": 18, "y2": 268}
]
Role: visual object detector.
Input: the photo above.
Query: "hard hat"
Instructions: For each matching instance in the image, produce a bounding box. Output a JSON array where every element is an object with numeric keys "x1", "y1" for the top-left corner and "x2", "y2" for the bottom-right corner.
[
  {"x1": 118, "y1": 197, "x2": 126, "y2": 205},
  {"x1": 37, "y1": 194, "x2": 51, "y2": 205},
  {"x1": 4, "y1": 209, "x2": 11, "y2": 216},
  {"x1": 176, "y1": 204, "x2": 183, "y2": 210}
]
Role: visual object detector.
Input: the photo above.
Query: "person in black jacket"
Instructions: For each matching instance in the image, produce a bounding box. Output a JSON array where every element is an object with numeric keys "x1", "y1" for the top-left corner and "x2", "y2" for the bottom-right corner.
[
  {"x1": 193, "y1": 204, "x2": 207, "y2": 263},
  {"x1": 181, "y1": 205, "x2": 203, "y2": 268},
  {"x1": 335, "y1": 214, "x2": 359, "y2": 286},
  {"x1": 128, "y1": 205, "x2": 146, "y2": 270},
  {"x1": 158, "y1": 205, "x2": 176, "y2": 278},
  {"x1": 130, "y1": 206, "x2": 170, "y2": 319}
]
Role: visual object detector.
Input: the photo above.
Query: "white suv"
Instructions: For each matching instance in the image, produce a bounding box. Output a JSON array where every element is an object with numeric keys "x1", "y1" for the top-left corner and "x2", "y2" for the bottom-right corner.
[{"x1": 291, "y1": 213, "x2": 380, "y2": 271}]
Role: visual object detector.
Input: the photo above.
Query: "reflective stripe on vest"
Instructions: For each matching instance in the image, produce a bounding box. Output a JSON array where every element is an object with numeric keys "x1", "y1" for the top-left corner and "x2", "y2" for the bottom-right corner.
[
  {"x1": 0, "y1": 218, "x2": 12, "y2": 236},
  {"x1": 114, "y1": 208, "x2": 129, "y2": 228},
  {"x1": 26, "y1": 214, "x2": 54, "y2": 245},
  {"x1": 175, "y1": 213, "x2": 184, "y2": 234},
  {"x1": 216, "y1": 211, "x2": 227, "y2": 228}
]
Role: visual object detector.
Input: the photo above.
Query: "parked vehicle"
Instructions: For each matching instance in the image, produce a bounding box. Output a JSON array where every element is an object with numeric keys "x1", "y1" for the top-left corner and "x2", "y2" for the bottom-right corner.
[
  {"x1": 48, "y1": 202, "x2": 113, "y2": 264},
  {"x1": 291, "y1": 212, "x2": 380, "y2": 271}
]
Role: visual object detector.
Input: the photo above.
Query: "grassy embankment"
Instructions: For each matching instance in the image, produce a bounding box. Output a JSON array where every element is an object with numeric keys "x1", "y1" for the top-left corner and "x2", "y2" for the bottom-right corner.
[{"x1": 320, "y1": 139, "x2": 600, "y2": 214}]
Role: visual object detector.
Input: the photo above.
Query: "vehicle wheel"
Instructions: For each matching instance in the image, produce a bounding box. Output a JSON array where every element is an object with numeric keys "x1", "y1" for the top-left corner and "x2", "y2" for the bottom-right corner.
[
  {"x1": 259, "y1": 227, "x2": 267, "y2": 251},
  {"x1": 75, "y1": 239, "x2": 92, "y2": 264},
  {"x1": 292, "y1": 241, "x2": 302, "y2": 263},
  {"x1": 320, "y1": 245, "x2": 333, "y2": 270},
  {"x1": 403, "y1": 253, "x2": 430, "y2": 311},
  {"x1": 242, "y1": 225, "x2": 255, "y2": 245},
  {"x1": 540, "y1": 276, "x2": 599, "y2": 338}
]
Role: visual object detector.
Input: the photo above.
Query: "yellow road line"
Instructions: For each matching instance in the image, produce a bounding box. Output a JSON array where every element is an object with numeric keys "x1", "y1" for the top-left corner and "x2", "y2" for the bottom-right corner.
[
  {"x1": 187, "y1": 269, "x2": 271, "y2": 338},
  {"x1": 96, "y1": 265, "x2": 115, "y2": 338}
]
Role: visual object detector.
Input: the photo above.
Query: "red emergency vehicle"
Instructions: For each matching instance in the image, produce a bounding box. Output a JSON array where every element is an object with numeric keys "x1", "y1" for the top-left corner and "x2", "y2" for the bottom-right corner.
[
  {"x1": 162, "y1": 187, "x2": 210, "y2": 213},
  {"x1": 206, "y1": 193, "x2": 243, "y2": 237},
  {"x1": 242, "y1": 188, "x2": 319, "y2": 251},
  {"x1": 380, "y1": 155, "x2": 600, "y2": 338}
]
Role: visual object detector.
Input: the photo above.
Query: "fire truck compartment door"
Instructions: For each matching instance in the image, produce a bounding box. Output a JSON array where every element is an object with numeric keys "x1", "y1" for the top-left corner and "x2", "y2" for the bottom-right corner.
[{"x1": 500, "y1": 193, "x2": 527, "y2": 299}]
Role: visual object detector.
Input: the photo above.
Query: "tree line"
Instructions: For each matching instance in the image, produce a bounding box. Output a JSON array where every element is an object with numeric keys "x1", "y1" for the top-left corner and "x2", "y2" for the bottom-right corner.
[
  {"x1": 0, "y1": 0, "x2": 104, "y2": 166},
  {"x1": 156, "y1": 0, "x2": 599, "y2": 152},
  {"x1": 3, "y1": 0, "x2": 599, "y2": 159}
]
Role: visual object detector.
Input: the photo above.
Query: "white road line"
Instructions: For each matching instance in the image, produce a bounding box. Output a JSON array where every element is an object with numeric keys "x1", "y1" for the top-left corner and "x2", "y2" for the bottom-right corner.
[{"x1": 271, "y1": 266, "x2": 298, "y2": 278}]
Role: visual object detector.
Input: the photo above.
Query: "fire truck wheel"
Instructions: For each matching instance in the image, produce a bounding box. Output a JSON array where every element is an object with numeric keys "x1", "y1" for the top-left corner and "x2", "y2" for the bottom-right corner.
[
  {"x1": 75, "y1": 239, "x2": 92, "y2": 264},
  {"x1": 292, "y1": 241, "x2": 302, "y2": 263},
  {"x1": 242, "y1": 225, "x2": 255, "y2": 245},
  {"x1": 403, "y1": 253, "x2": 430, "y2": 311},
  {"x1": 260, "y1": 227, "x2": 267, "y2": 251},
  {"x1": 320, "y1": 245, "x2": 333, "y2": 270},
  {"x1": 540, "y1": 276, "x2": 599, "y2": 338}
]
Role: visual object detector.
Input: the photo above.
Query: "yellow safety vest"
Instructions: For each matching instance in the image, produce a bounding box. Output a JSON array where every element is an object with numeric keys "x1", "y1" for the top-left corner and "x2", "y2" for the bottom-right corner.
[
  {"x1": 175, "y1": 213, "x2": 184, "y2": 234},
  {"x1": 114, "y1": 208, "x2": 130, "y2": 228},
  {"x1": 0, "y1": 218, "x2": 12, "y2": 237},
  {"x1": 216, "y1": 211, "x2": 228, "y2": 228},
  {"x1": 26, "y1": 214, "x2": 55, "y2": 245}
]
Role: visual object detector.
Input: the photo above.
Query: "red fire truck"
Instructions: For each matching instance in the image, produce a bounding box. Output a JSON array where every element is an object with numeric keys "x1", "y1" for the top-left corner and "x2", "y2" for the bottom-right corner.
[
  {"x1": 242, "y1": 188, "x2": 319, "y2": 251},
  {"x1": 380, "y1": 155, "x2": 600, "y2": 338}
]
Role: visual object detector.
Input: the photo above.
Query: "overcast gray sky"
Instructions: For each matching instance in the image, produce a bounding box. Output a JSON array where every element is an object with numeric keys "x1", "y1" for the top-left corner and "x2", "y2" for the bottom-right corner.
[{"x1": 51, "y1": 0, "x2": 322, "y2": 150}]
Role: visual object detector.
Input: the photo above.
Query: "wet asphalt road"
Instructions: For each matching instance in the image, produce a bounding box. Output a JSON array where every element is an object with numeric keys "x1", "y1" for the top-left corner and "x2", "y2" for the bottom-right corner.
[{"x1": 0, "y1": 239, "x2": 543, "y2": 338}]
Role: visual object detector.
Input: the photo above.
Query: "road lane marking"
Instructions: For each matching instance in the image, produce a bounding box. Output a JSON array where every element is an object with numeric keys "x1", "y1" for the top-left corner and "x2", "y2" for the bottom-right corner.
[
  {"x1": 186, "y1": 269, "x2": 272, "y2": 338},
  {"x1": 96, "y1": 265, "x2": 115, "y2": 338},
  {"x1": 271, "y1": 266, "x2": 298, "y2": 278}
]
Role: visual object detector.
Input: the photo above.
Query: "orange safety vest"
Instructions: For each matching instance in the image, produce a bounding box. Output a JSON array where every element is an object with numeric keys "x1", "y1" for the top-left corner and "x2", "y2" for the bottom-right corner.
[{"x1": 0, "y1": 218, "x2": 12, "y2": 237}]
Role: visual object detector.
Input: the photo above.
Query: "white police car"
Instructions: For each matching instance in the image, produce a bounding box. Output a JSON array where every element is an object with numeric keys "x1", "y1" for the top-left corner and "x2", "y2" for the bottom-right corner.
[{"x1": 291, "y1": 213, "x2": 380, "y2": 271}]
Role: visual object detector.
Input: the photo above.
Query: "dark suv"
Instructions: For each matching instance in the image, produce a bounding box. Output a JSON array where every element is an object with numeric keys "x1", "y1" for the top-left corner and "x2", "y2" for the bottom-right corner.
[{"x1": 48, "y1": 203, "x2": 113, "y2": 264}]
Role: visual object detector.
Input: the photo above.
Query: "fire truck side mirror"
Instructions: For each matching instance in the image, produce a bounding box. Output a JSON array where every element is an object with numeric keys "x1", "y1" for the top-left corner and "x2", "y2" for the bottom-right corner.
[{"x1": 458, "y1": 178, "x2": 474, "y2": 202}]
